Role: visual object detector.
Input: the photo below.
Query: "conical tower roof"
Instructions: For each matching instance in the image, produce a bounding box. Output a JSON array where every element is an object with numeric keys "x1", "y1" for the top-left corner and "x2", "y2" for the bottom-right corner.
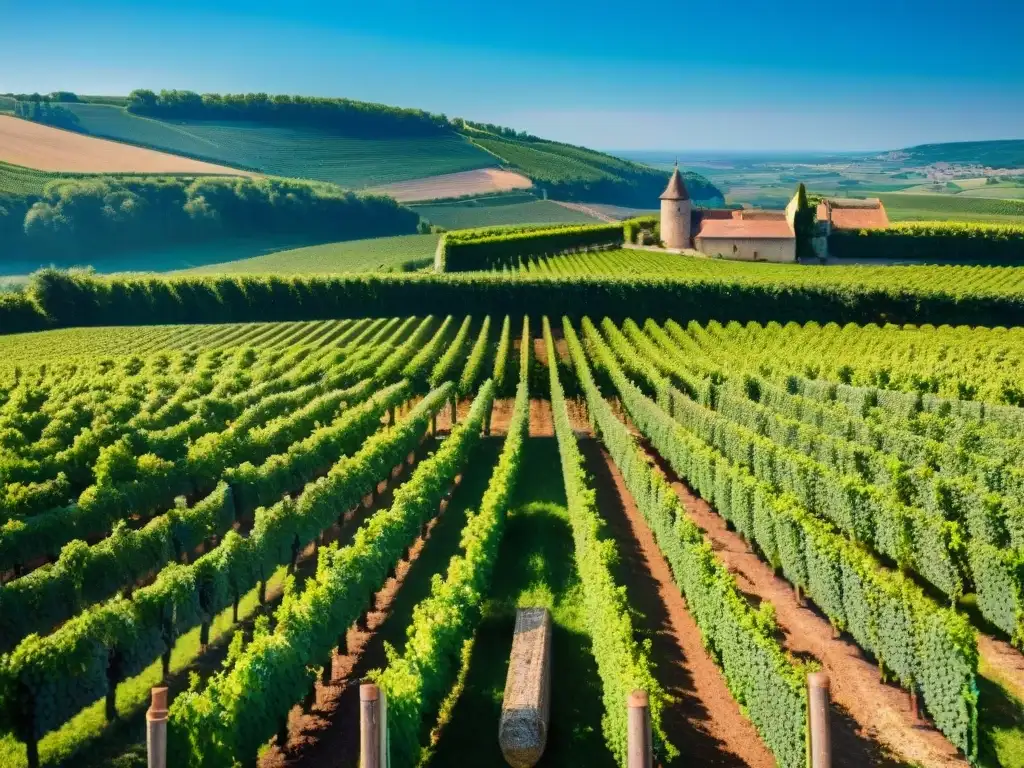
[{"x1": 660, "y1": 164, "x2": 690, "y2": 201}]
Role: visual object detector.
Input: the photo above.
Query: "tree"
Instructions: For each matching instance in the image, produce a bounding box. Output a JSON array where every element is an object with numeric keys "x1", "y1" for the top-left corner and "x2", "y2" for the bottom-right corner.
[{"x1": 791, "y1": 183, "x2": 817, "y2": 260}]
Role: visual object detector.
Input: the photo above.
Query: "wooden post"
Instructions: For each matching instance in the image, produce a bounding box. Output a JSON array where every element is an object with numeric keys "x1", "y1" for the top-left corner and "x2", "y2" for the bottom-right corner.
[
  {"x1": 627, "y1": 690, "x2": 652, "y2": 768},
  {"x1": 360, "y1": 683, "x2": 385, "y2": 768},
  {"x1": 808, "y1": 672, "x2": 832, "y2": 768},
  {"x1": 147, "y1": 687, "x2": 168, "y2": 768}
]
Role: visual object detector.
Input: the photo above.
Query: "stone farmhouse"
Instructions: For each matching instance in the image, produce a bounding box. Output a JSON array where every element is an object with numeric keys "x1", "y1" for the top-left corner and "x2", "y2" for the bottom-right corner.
[{"x1": 659, "y1": 165, "x2": 889, "y2": 262}]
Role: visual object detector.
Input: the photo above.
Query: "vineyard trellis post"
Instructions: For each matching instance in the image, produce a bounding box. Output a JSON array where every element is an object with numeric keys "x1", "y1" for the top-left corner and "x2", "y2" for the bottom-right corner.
[
  {"x1": 147, "y1": 686, "x2": 168, "y2": 768},
  {"x1": 627, "y1": 690, "x2": 652, "y2": 768},
  {"x1": 360, "y1": 682, "x2": 389, "y2": 768},
  {"x1": 808, "y1": 672, "x2": 831, "y2": 768}
]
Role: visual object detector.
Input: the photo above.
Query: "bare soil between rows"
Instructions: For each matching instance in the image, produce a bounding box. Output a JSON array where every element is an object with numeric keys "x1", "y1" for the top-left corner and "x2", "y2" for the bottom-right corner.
[
  {"x1": 579, "y1": 437, "x2": 774, "y2": 767},
  {"x1": 641, "y1": 442, "x2": 968, "y2": 768}
]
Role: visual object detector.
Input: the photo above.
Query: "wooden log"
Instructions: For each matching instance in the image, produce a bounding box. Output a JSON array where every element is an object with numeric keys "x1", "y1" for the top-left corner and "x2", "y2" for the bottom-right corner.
[{"x1": 499, "y1": 607, "x2": 552, "y2": 768}]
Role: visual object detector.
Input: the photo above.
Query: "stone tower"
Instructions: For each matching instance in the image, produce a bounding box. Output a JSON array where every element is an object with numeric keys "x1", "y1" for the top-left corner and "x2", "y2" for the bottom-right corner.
[{"x1": 659, "y1": 163, "x2": 691, "y2": 249}]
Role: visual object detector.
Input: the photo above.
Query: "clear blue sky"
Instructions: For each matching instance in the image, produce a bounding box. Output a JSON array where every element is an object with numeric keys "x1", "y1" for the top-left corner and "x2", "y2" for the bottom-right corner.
[{"x1": 2, "y1": 0, "x2": 1022, "y2": 151}]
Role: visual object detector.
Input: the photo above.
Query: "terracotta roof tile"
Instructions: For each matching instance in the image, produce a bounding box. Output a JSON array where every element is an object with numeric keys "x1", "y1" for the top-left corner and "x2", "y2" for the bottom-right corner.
[
  {"x1": 828, "y1": 207, "x2": 890, "y2": 229},
  {"x1": 660, "y1": 166, "x2": 690, "y2": 200},
  {"x1": 695, "y1": 218, "x2": 794, "y2": 239}
]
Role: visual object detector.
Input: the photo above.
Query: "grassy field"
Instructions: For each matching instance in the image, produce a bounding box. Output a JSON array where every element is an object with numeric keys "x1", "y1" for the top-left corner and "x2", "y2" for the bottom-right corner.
[
  {"x1": 56, "y1": 103, "x2": 496, "y2": 188},
  {"x1": 428, "y1": 437, "x2": 613, "y2": 768},
  {"x1": 179, "y1": 233, "x2": 441, "y2": 274},
  {"x1": 875, "y1": 192, "x2": 1024, "y2": 222},
  {"x1": 0, "y1": 233, "x2": 438, "y2": 282},
  {"x1": 410, "y1": 194, "x2": 601, "y2": 229}
]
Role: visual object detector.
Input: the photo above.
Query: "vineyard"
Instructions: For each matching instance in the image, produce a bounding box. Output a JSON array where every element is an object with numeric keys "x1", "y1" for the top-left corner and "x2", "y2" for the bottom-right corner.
[
  {"x1": 492, "y1": 247, "x2": 1024, "y2": 295},
  {"x1": 47, "y1": 103, "x2": 496, "y2": 188},
  {"x1": 0, "y1": 315, "x2": 1021, "y2": 768}
]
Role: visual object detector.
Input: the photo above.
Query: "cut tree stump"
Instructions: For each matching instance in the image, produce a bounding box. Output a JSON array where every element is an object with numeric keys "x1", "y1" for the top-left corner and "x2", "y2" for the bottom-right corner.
[{"x1": 499, "y1": 607, "x2": 552, "y2": 768}]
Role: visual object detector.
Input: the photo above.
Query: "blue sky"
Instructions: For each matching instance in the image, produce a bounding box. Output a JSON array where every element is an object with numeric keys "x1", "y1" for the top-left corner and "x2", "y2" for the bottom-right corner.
[{"x1": 2, "y1": 0, "x2": 1022, "y2": 151}]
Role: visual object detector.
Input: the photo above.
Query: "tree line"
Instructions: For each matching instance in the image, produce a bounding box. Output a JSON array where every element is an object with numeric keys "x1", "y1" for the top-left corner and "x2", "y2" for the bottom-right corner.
[
  {"x1": 126, "y1": 90, "x2": 452, "y2": 137},
  {"x1": 0, "y1": 176, "x2": 422, "y2": 262}
]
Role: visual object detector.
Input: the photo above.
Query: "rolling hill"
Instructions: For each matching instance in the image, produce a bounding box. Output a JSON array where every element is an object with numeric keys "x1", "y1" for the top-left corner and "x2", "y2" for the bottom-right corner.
[
  {"x1": 5, "y1": 90, "x2": 722, "y2": 206},
  {"x1": 896, "y1": 140, "x2": 1024, "y2": 168}
]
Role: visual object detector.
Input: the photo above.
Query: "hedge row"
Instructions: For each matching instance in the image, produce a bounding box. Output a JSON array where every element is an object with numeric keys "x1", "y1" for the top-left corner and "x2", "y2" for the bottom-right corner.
[
  {"x1": 584, "y1": 326, "x2": 980, "y2": 759},
  {"x1": 7, "y1": 268, "x2": 1024, "y2": 335},
  {"x1": 374, "y1": 322, "x2": 530, "y2": 766},
  {"x1": 167, "y1": 381, "x2": 494, "y2": 767},
  {"x1": 564, "y1": 318, "x2": 809, "y2": 768},
  {"x1": 543, "y1": 317, "x2": 672, "y2": 764},
  {"x1": 830, "y1": 222, "x2": 1024, "y2": 262},
  {"x1": 435, "y1": 222, "x2": 624, "y2": 271}
]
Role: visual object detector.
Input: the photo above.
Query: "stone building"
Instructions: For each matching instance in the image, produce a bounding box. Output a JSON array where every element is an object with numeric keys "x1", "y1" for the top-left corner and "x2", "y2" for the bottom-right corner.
[
  {"x1": 657, "y1": 168, "x2": 890, "y2": 262},
  {"x1": 659, "y1": 165, "x2": 797, "y2": 262}
]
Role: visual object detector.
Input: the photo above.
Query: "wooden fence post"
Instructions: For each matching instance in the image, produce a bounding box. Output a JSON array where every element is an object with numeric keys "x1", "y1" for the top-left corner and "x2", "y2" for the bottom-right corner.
[
  {"x1": 627, "y1": 690, "x2": 652, "y2": 768},
  {"x1": 808, "y1": 672, "x2": 831, "y2": 768},
  {"x1": 360, "y1": 682, "x2": 387, "y2": 768},
  {"x1": 147, "y1": 686, "x2": 168, "y2": 768}
]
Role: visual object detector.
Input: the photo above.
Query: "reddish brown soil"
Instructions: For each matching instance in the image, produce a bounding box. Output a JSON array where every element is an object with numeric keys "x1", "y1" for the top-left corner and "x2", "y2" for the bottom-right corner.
[
  {"x1": 530, "y1": 398, "x2": 555, "y2": 437},
  {"x1": 580, "y1": 438, "x2": 775, "y2": 767},
  {"x1": 533, "y1": 337, "x2": 549, "y2": 367},
  {"x1": 643, "y1": 446, "x2": 968, "y2": 768},
  {"x1": 259, "y1": 445, "x2": 444, "y2": 768}
]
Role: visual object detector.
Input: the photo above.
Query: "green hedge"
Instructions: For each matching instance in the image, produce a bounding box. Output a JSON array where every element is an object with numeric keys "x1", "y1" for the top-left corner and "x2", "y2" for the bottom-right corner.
[
  {"x1": 622, "y1": 215, "x2": 659, "y2": 244},
  {"x1": 8, "y1": 267, "x2": 1024, "y2": 336},
  {"x1": 436, "y1": 222, "x2": 624, "y2": 271},
  {"x1": 829, "y1": 222, "x2": 1024, "y2": 262}
]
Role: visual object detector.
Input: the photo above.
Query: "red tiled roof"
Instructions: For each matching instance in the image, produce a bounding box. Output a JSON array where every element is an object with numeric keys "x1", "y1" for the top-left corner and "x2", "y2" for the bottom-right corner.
[
  {"x1": 695, "y1": 218, "x2": 794, "y2": 239},
  {"x1": 818, "y1": 198, "x2": 890, "y2": 229},
  {"x1": 828, "y1": 207, "x2": 890, "y2": 229}
]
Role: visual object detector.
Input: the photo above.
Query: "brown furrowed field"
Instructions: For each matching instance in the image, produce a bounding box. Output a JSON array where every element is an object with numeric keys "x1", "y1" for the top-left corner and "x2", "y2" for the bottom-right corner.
[
  {"x1": 372, "y1": 167, "x2": 533, "y2": 201},
  {"x1": 0, "y1": 115, "x2": 252, "y2": 176}
]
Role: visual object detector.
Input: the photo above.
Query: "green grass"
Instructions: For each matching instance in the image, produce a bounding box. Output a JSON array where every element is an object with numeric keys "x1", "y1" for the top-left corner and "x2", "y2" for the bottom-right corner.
[
  {"x1": 978, "y1": 658, "x2": 1024, "y2": 768},
  {"x1": 56, "y1": 103, "x2": 496, "y2": 188},
  {"x1": 874, "y1": 193, "x2": 1024, "y2": 223},
  {"x1": 0, "y1": 234, "x2": 440, "y2": 281},
  {"x1": 178, "y1": 233, "x2": 441, "y2": 275},
  {"x1": 428, "y1": 437, "x2": 614, "y2": 767},
  {"x1": 0, "y1": 567, "x2": 288, "y2": 768},
  {"x1": 410, "y1": 195, "x2": 601, "y2": 229}
]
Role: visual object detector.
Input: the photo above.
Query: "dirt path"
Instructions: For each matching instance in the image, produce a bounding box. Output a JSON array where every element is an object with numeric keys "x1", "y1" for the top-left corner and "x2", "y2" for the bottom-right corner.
[
  {"x1": 370, "y1": 168, "x2": 533, "y2": 202},
  {"x1": 642, "y1": 445, "x2": 967, "y2": 768},
  {"x1": 551, "y1": 200, "x2": 618, "y2": 223},
  {"x1": 580, "y1": 438, "x2": 775, "y2": 767}
]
